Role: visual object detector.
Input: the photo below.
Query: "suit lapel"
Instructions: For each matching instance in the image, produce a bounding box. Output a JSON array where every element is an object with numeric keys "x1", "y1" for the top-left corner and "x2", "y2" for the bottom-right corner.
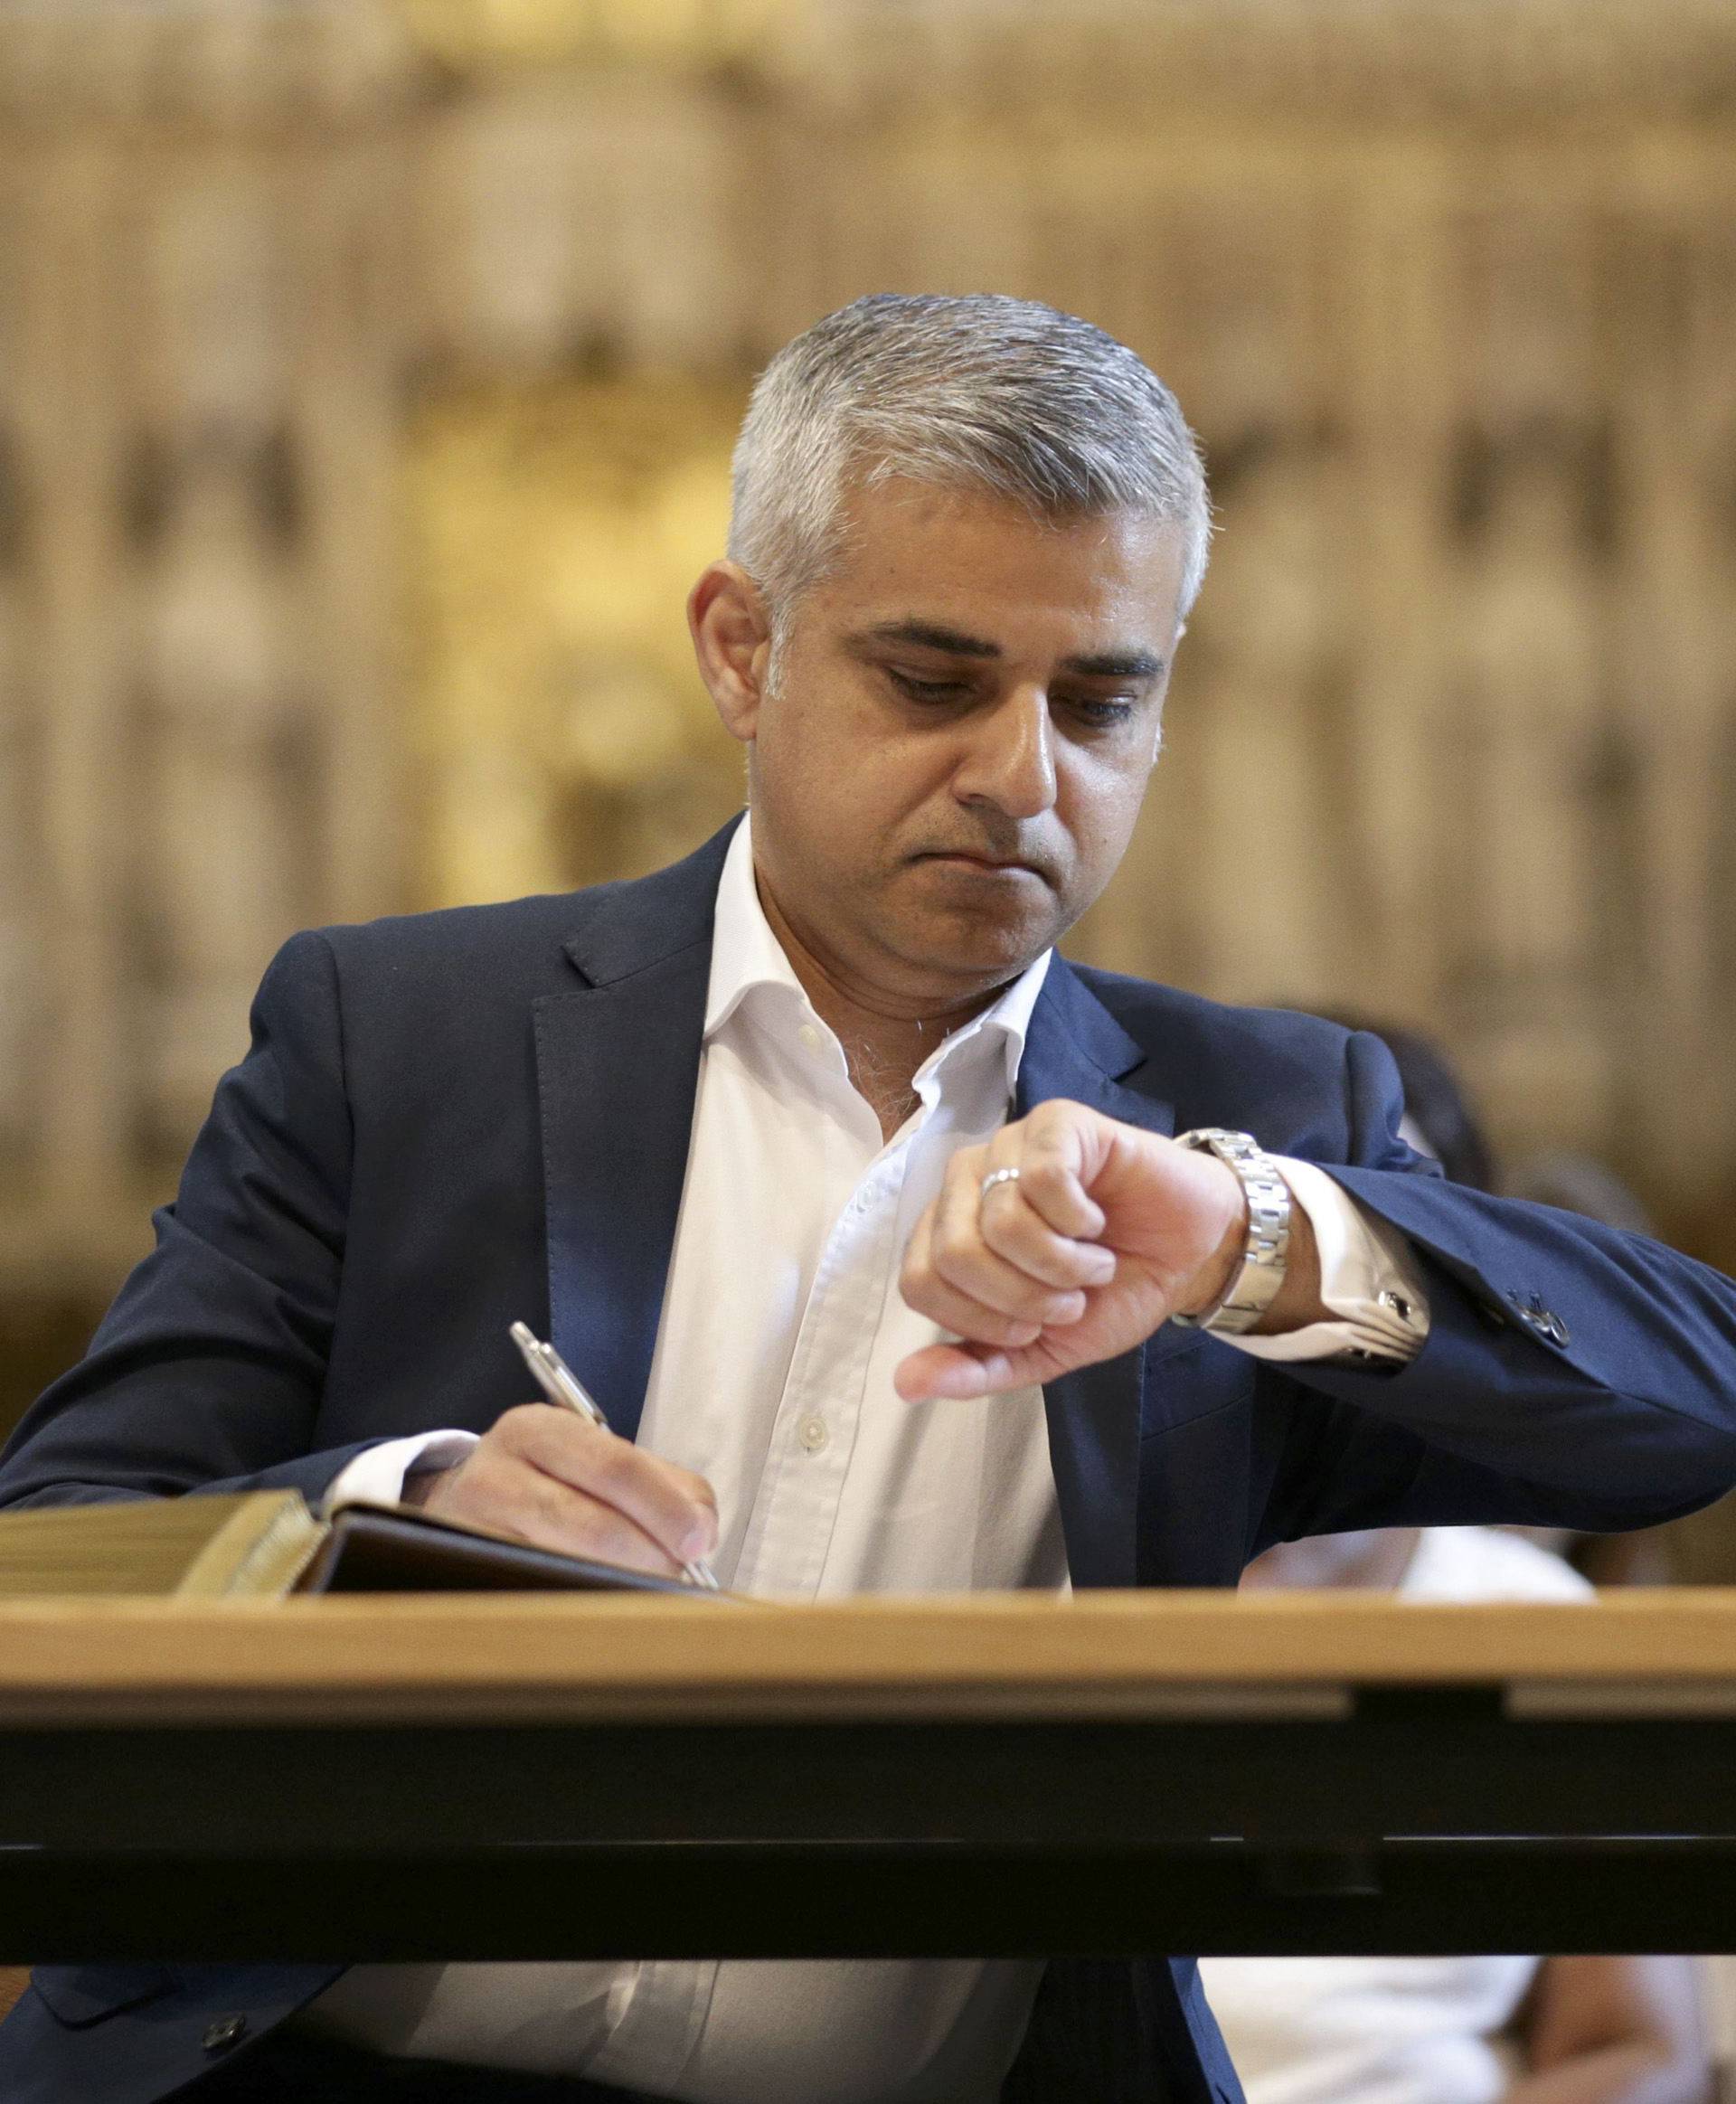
[
  {"x1": 534, "y1": 824, "x2": 737, "y2": 1442},
  {"x1": 1018, "y1": 960, "x2": 1176, "y2": 1590}
]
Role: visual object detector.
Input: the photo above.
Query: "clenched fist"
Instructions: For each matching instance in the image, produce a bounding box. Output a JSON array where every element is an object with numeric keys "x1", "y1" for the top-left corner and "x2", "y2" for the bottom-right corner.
[{"x1": 894, "y1": 1100, "x2": 1318, "y2": 1401}]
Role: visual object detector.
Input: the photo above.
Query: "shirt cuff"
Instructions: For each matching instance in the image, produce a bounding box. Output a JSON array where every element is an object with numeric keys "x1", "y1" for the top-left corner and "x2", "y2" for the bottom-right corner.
[
  {"x1": 1221, "y1": 1156, "x2": 1430, "y2": 1365},
  {"x1": 322, "y1": 1429, "x2": 480, "y2": 1516}
]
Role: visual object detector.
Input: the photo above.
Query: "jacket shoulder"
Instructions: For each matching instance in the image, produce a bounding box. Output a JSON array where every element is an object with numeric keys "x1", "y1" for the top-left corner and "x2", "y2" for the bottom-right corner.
[
  {"x1": 316, "y1": 888, "x2": 589, "y2": 973},
  {"x1": 1068, "y1": 964, "x2": 1399, "y2": 1162},
  {"x1": 1071, "y1": 963, "x2": 1361, "y2": 1071},
  {"x1": 298, "y1": 822, "x2": 736, "y2": 1005}
]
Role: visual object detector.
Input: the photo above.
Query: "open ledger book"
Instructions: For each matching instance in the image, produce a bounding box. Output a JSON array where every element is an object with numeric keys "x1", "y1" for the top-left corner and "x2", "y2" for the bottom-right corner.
[{"x1": 0, "y1": 1491, "x2": 712, "y2": 1599}]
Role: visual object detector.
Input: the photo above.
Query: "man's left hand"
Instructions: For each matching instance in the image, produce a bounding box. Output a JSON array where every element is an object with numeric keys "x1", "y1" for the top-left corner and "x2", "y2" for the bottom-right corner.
[{"x1": 895, "y1": 1099, "x2": 1318, "y2": 1401}]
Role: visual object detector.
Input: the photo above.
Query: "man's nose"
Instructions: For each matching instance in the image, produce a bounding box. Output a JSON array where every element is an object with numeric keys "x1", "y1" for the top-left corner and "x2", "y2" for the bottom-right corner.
[{"x1": 954, "y1": 685, "x2": 1057, "y2": 819}]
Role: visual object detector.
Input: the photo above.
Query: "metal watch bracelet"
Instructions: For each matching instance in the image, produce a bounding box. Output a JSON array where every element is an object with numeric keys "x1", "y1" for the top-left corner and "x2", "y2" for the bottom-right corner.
[{"x1": 1169, "y1": 1127, "x2": 1292, "y2": 1335}]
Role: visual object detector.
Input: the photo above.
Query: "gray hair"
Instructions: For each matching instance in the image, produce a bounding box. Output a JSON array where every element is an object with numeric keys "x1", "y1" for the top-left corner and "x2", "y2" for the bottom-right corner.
[{"x1": 728, "y1": 293, "x2": 1211, "y2": 650}]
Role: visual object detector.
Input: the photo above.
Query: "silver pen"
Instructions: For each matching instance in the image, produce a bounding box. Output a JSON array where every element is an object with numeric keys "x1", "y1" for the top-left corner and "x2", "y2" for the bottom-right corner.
[{"x1": 508, "y1": 1321, "x2": 720, "y2": 1590}]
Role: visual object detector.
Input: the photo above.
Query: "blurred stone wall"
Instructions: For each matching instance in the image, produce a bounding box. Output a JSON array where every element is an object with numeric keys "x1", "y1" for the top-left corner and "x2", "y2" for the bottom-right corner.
[
  {"x1": 0, "y1": 1, "x2": 416, "y2": 1306},
  {"x1": 3, "y1": 0, "x2": 1736, "y2": 1441}
]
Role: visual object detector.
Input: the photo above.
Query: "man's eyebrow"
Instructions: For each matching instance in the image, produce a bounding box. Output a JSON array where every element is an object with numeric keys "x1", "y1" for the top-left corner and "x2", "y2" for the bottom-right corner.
[
  {"x1": 854, "y1": 620, "x2": 1003, "y2": 659},
  {"x1": 850, "y1": 622, "x2": 1165, "y2": 683},
  {"x1": 1061, "y1": 648, "x2": 1165, "y2": 682}
]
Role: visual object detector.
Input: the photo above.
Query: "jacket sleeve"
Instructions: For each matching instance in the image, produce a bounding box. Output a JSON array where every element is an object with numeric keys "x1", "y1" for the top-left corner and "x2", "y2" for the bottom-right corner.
[
  {"x1": 0, "y1": 932, "x2": 383, "y2": 1512},
  {"x1": 1251, "y1": 1029, "x2": 1736, "y2": 1551}
]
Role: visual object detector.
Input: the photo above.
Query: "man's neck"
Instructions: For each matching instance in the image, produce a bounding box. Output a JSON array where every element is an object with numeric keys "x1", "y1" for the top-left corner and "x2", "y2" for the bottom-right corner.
[{"x1": 751, "y1": 871, "x2": 1010, "y2": 1142}]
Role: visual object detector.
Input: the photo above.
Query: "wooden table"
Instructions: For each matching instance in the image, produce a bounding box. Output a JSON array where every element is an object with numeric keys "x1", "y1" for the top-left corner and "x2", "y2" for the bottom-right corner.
[{"x1": 2, "y1": 1590, "x2": 1735, "y2": 1961}]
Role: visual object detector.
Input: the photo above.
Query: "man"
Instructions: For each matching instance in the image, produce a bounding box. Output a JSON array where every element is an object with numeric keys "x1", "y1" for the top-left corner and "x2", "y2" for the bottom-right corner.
[{"x1": 4, "y1": 293, "x2": 1735, "y2": 2104}]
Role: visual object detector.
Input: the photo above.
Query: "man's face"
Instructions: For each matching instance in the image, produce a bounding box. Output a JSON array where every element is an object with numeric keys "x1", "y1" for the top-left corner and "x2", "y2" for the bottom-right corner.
[{"x1": 714, "y1": 477, "x2": 1186, "y2": 1007}]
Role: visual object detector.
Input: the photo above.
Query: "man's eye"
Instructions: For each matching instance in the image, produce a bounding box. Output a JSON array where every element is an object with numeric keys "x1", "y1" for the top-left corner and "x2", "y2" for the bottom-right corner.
[
  {"x1": 889, "y1": 671, "x2": 968, "y2": 703},
  {"x1": 1067, "y1": 697, "x2": 1136, "y2": 728}
]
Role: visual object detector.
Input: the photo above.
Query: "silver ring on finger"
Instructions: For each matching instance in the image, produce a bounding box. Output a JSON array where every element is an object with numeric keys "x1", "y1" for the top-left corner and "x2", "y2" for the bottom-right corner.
[{"x1": 979, "y1": 1165, "x2": 1022, "y2": 1208}]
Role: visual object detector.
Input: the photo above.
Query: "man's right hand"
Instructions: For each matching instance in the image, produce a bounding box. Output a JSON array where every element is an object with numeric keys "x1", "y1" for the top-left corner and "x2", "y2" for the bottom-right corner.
[{"x1": 402, "y1": 1404, "x2": 719, "y2": 1580}]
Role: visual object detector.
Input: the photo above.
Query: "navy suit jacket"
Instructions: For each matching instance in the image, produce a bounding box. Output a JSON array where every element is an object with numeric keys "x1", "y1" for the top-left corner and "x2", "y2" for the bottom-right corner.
[{"x1": 5, "y1": 819, "x2": 1736, "y2": 2104}]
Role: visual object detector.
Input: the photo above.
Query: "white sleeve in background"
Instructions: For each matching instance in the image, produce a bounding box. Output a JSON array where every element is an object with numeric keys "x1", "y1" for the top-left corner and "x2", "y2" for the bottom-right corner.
[
  {"x1": 322, "y1": 1429, "x2": 480, "y2": 1515},
  {"x1": 1223, "y1": 1156, "x2": 1430, "y2": 1365}
]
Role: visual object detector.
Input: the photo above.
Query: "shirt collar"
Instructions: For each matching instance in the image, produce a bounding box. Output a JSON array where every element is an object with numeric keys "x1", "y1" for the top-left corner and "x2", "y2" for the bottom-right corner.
[{"x1": 705, "y1": 814, "x2": 1052, "y2": 1097}]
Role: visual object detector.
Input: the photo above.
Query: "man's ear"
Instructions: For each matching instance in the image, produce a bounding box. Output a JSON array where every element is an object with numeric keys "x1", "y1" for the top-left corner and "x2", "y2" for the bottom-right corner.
[{"x1": 689, "y1": 561, "x2": 773, "y2": 743}]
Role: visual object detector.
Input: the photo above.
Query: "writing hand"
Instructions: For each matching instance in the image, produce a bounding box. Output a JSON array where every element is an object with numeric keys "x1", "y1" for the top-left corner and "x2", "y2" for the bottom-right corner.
[{"x1": 404, "y1": 1405, "x2": 719, "y2": 1580}]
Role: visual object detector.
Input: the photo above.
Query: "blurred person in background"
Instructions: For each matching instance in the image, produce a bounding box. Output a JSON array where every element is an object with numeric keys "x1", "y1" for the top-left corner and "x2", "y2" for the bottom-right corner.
[
  {"x1": 1202, "y1": 1524, "x2": 1711, "y2": 2104},
  {"x1": 1232, "y1": 1026, "x2": 1708, "y2": 2099}
]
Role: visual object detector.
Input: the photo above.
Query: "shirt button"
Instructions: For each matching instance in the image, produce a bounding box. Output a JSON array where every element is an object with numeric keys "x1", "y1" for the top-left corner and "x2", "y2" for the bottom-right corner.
[
  {"x1": 797, "y1": 1414, "x2": 829, "y2": 1453},
  {"x1": 798, "y1": 1024, "x2": 821, "y2": 1052}
]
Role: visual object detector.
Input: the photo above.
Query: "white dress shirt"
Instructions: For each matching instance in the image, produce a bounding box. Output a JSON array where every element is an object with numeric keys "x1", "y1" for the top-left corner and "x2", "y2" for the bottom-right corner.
[{"x1": 304, "y1": 817, "x2": 1429, "y2": 2099}]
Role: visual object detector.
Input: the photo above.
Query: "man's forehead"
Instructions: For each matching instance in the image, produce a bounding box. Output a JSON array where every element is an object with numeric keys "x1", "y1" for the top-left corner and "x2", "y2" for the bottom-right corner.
[{"x1": 827, "y1": 476, "x2": 1186, "y2": 639}]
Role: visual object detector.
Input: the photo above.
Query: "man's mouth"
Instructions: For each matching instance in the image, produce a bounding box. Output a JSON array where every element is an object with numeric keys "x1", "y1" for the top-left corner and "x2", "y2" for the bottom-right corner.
[{"x1": 915, "y1": 849, "x2": 1047, "y2": 880}]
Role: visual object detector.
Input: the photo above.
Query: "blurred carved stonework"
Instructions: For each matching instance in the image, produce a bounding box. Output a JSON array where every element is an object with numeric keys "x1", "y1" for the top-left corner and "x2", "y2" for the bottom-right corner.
[
  {"x1": 397, "y1": 0, "x2": 788, "y2": 70},
  {"x1": 0, "y1": 0, "x2": 420, "y2": 1292},
  {"x1": 3, "y1": 0, "x2": 1736, "y2": 1321},
  {"x1": 407, "y1": 377, "x2": 748, "y2": 906}
]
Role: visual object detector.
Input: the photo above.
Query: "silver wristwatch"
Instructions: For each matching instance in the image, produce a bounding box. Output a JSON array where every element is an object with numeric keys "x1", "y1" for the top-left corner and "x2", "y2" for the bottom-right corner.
[{"x1": 1169, "y1": 1127, "x2": 1292, "y2": 1335}]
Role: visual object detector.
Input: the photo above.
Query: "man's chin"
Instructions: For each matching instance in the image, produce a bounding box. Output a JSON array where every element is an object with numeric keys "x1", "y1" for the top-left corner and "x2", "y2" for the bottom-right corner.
[
  {"x1": 859, "y1": 857, "x2": 1070, "y2": 985},
  {"x1": 894, "y1": 901, "x2": 1061, "y2": 986}
]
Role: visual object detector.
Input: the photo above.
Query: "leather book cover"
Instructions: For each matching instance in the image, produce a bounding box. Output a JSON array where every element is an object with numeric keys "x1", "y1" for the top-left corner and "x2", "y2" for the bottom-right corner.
[{"x1": 297, "y1": 1501, "x2": 713, "y2": 1599}]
